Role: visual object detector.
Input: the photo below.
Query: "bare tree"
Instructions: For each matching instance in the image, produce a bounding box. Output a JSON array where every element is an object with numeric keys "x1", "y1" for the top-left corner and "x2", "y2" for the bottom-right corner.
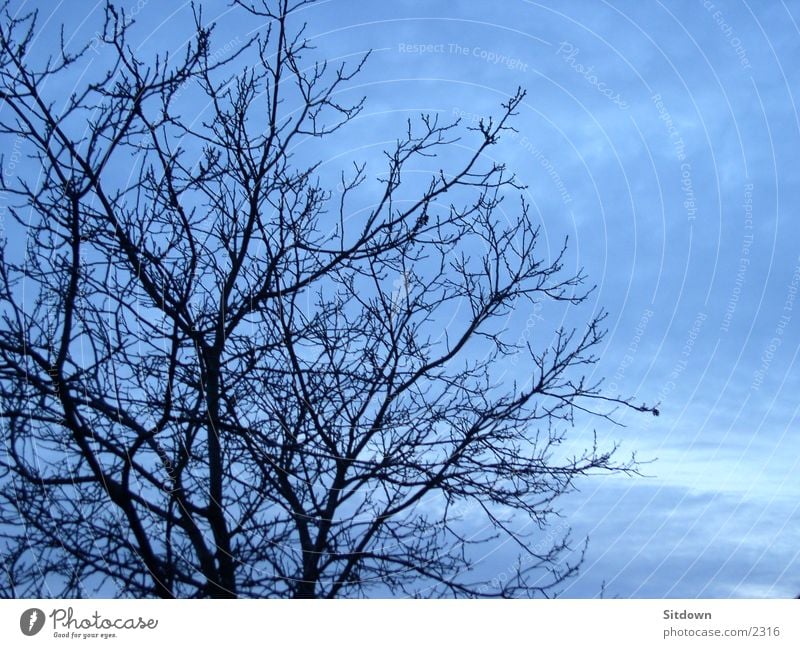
[{"x1": 0, "y1": 1, "x2": 656, "y2": 598}]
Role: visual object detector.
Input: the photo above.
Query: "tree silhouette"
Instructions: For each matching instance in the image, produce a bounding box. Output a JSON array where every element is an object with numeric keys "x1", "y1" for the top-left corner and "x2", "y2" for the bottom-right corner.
[{"x1": 0, "y1": 0, "x2": 656, "y2": 598}]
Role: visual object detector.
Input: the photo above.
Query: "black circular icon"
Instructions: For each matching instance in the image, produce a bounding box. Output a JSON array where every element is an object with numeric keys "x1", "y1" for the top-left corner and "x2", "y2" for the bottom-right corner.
[{"x1": 20, "y1": 608, "x2": 45, "y2": 636}]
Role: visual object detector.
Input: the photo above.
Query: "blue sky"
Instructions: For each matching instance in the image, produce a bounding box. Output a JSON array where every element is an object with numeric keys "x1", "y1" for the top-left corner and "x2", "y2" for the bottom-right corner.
[{"x1": 6, "y1": 0, "x2": 800, "y2": 597}]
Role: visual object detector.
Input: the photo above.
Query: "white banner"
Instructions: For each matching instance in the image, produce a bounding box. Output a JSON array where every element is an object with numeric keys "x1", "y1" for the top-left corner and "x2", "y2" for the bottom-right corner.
[{"x1": 1, "y1": 599, "x2": 797, "y2": 647}]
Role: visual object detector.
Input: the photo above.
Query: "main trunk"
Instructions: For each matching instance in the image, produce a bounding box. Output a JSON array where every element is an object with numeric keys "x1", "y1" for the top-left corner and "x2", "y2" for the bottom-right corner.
[{"x1": 203, "y1": 350, "x2": 237, "y2": 597}]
